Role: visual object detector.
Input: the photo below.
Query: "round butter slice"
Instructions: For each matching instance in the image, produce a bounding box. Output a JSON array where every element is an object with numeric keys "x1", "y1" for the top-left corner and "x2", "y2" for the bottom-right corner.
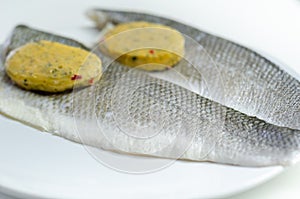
[
  {"x1": 5, "y1": 40, "x2": 102, "y2": 92},
  {"x1": 101, "y1": 21, "x2": 185, "y2": 71}
]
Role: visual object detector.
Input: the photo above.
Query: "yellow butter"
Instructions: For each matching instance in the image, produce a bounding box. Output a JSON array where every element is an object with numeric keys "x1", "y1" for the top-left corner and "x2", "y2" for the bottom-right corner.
[
  {"x1": 101, "y1": 21, "x2": 185, "y2": 71},
  {"x1": 5, "y1": 40, "x2": 102, "y2": 92}
]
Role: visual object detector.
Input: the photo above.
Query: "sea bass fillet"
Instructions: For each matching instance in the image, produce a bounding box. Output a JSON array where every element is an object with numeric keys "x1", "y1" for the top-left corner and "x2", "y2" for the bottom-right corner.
[
  {"x1": 0, "y1": 25, "x2": 300, "y2": 167},
  {"x1": 87, "y1": 9, "x2": 300, "y2": 130}
]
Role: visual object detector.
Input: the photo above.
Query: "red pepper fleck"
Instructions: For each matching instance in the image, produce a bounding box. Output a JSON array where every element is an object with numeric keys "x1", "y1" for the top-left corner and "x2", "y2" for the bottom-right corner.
[
  {"x1": 88, "y1": 78, "x2": 94, "y2": 84},
  {"x1": 99, "y1": 37, "x2": 106, "y2": 43},
  {"x1": 149, "y1": 49, "x2": 155, "y2": 54},
  {"x1": 71, "y1": 74, "x2": 82, "y2": 80}
]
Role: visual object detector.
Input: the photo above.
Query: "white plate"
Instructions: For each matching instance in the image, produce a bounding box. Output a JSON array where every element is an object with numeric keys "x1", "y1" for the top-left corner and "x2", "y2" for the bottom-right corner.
[{"x1": 1, "y1": 0, "x2": 300, "y2": 197}]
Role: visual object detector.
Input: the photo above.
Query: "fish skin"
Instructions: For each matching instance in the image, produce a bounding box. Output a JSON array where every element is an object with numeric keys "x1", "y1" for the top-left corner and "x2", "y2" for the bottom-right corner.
[
  {"x1": 0, "y1": 26, "x2": 300, "y2": 167},
  {"x1": 87, "y1": 9, "x2": 300, "y2": 130}
]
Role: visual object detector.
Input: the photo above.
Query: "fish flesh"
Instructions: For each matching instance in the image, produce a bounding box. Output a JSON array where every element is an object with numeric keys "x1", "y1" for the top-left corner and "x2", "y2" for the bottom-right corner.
[
  {"x1": 0, "y1": 25, "x2": 300, "y2": 167},
  {"x1": 87, "y1": 9, "x2": 300, "y2": 130}
]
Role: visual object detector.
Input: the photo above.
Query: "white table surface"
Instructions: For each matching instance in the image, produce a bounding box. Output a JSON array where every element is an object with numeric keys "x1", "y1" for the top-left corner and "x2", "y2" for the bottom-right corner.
[{"x1": 0, "y1": 0, "x2": 300, "y2": 198}]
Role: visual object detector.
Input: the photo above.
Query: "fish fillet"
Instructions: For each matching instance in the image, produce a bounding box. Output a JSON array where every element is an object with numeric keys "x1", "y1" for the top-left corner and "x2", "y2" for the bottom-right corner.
[
  {"x1": 87, "y1": 9, "x2": 300, "y2": 130},
  {"x1": 0, "y1": 25, "x2": 300, "y2": 167}
]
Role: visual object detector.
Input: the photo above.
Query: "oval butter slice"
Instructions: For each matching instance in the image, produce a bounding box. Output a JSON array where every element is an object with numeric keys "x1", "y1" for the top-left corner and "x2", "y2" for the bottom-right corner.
[
  {"x1": 101, "y1": 21, "x2": 185, "y2": 71},
  {"x1": 5, "y1": 40, "x2": 102, "y2": 92}
]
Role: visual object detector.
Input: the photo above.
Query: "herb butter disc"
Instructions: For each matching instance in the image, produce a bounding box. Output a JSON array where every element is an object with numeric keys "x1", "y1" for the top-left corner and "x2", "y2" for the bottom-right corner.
[
  {"x1": 101, "y1": 21, "x2": 185, "y2": 71},
  {"x1": 5, "y1": 40, "x2": 102, "y2": 92}
]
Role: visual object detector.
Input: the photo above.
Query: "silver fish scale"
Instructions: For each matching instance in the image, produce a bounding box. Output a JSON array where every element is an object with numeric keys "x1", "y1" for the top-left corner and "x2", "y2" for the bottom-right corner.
[
  {"x1": 91, "y1": 9, "x2": 300, "y2": 130},
  {"x1": 213, "y1": 111, "x2": 300, "y2": 166},
  {"x1": 71, "y1": 59, "x2": 300, "y2": 165},
  {"x1": 200, "y1": 37, "x2": 300, "y2": 127}
]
